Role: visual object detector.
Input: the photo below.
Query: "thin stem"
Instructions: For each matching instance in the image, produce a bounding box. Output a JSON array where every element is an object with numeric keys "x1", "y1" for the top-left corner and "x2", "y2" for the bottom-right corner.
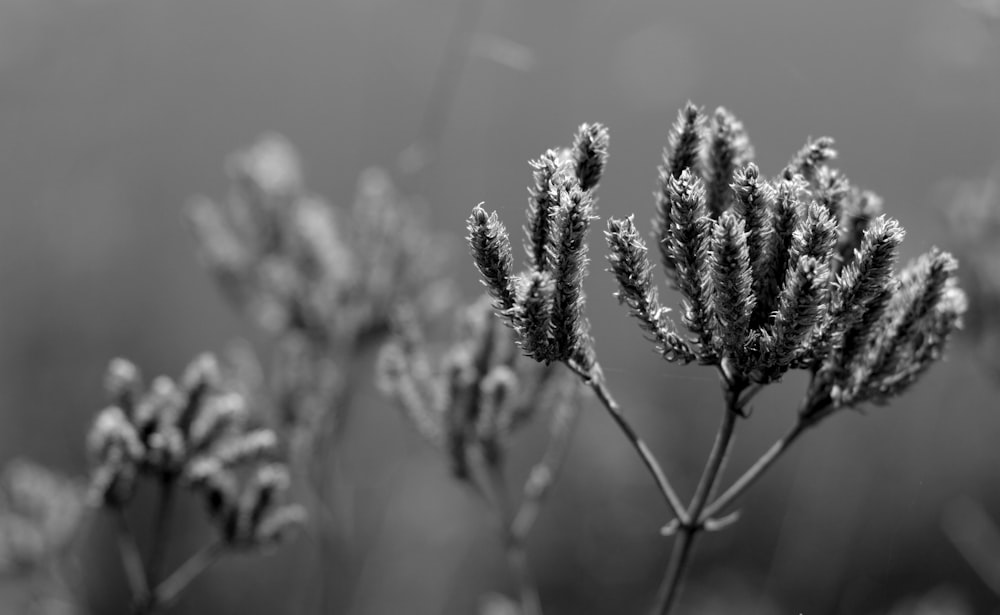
[
  {"x1": 568, "y1": 361, "x2": 688, "y2": 525},
  {"x1": 483, "y1": 461, "x2": 543, "y2": 615},
  {"x1": 147, "y1": 477, "x2": 176, "y2": 586},
  {"x1": 112, "y1": 507, "x2": 150, "y2": 609},
  {"x1": 653, "y1": 381, "x2": 742, "y2": 615},
  {"x1": 700, "y1": 418, "x2": 809, "y2": 522},
  {"x1": 152, "y1": 541, "x2": 224, "y2": 612},
  {"x1": 401, "y1": 0, "x2": 485, "y2": 182},
  {"x1": 511, "y1": 387, "x2": 581, "y2": 541}
]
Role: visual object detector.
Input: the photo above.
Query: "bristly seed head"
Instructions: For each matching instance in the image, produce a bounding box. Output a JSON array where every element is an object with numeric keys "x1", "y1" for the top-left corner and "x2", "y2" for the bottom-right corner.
[
  {"x1": 572, "y1": 123, "x2": 610, "y2": 192},
  {"x1": 704, "y1": 107, "x2": 754, "y2": 218},
  {"x1": 664, "y1": 102, "x2": 706, "y2": 180},
  {"x1": 525, "y1": 151, "x2": 569, "y2": 272},
  {"x1": 467, "y1": 205, "x2": 516, "y2": 312},
  {"x1": 709, "y1": 210, "x2": 755, "y2": 361}
]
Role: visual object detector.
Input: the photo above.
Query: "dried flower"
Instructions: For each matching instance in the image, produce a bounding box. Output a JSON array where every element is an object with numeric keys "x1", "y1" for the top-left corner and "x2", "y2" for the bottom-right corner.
[
  {"x1": 0, "y1": 460, "x2": 86, "y2": 574},
  {"x1": 606, "y1": 216, "x2": 696, "y2": 363},
  {"x1": 469, "y1": 205, "x2": 517, "y2": 311},
  {"x1": 188, "y1": 136, "x2": 449, "y2": 450},
  {"x1": 86, "y1": 353, "x2": 301, "y2": 550},
  {"x1": 379, "y1": 295, "x2": 572, "y2": 479},
  {"x1": 471, "y1": 123, "x2": 608, "y2": 368},
  {"x1": 709, "y1": 210, "x2": 755, "y2": 362},
  {"x1": 704, "y1": 108, "x2": 754, "y2": 218},
  {"x1": 572, "y1": 122, "x2": 610, "y2": 191}
]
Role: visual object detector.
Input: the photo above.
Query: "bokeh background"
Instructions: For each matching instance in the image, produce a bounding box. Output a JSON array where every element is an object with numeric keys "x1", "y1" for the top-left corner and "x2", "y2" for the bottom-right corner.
[{"x1": 1, "y1": 0, "x2": 999, "y2": 613}]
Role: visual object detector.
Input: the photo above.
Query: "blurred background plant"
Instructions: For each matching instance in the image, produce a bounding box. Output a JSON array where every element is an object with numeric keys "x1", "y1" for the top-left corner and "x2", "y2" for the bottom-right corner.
[
  {"x1": 379, "y1": 296, "x2": 580, "y2": 615},
  {"x1": 1, "y1": 0, "x2": 999, "y2": 613},
  {"x1": 187, "y1": 135, "x2": 450, "y2": 611},
  {"x1": 86, "y1": 354, "x2": 303, "y2": 614},
  {"x1": 0, "y1": 459, "x2": 86, "y2": 614}
]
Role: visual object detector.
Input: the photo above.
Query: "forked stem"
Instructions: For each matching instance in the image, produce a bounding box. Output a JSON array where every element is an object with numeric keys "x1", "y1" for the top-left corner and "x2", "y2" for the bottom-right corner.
[
  {"x1": 653, "y1": 377, "x2": 743, "y2": 615},
  {"x1": 113, "y1": 508, "x2": 150, "y2": 611},
  {"x1": 147, "y1": 477, "x2": 176, "y2": 586},
  {"x1": 567, "y1": 361, "x2": 688, "y2": 525},
  {"x1": 701, "y1": 417, "x2": 812, "y2": 522}
]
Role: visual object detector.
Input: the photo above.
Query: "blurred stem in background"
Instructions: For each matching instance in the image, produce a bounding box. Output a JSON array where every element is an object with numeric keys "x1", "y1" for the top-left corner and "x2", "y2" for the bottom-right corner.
[{"x1": 379, "y1": 295, "x2": 584, "y2": 614}]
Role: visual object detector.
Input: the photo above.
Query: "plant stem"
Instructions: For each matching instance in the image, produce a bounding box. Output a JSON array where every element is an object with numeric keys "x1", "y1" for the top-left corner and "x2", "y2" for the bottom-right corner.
[
  {"x1": 699, "y1": 417, "x2": 810, "y2": 522},
  {"x1": 483, "y1": 461, "x2": 543, "y2": 615},
  {"x1": 653, "y1": 382, "x2": 741, "y2": 615},
  {"x1": 151, "y1": 541, "x2": 224, "y2": 612},
  {"x1": 147, "y1": 477, "x2": 176, "y2": 586},
  {"x1": 568, "y1": 361, "x2": 688, "y2": 525},
  {"x1": 511, "y1": 386, "x2": 581, "y2": 541},
  {"x1": 113, "y1": 507, "x2": 150, "y2": 610}
]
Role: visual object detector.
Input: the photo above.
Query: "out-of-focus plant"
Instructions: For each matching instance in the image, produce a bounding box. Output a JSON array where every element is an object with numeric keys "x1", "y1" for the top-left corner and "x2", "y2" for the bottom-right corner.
[
  {"x1": 384, "y1": 125, "x2": 607, "y2": 614},
  {"x1": 187, "y1": 135, "x2": 448, "y2": 455},
  {"x1": 941, "y1": 162, "x2": 1000, "y2": 378},
  {"x1": 468, "y1": 106, "x2": 966, "y2": 614},
  {"x1": 186, "y1": 136, "x2": 450, "y2": 611},
  {"x1": 938, "y1": 164, "x2": 1000, "y2": 605},
  {"x1": 0, "y1": 459, "x2": 86, "y2": 614},
  {"x1": 379, "y1": 295, "x2": 579, "y2": 615},
  {"x1": 86, "y1": 354, "x2": 303, "y2": 614}
]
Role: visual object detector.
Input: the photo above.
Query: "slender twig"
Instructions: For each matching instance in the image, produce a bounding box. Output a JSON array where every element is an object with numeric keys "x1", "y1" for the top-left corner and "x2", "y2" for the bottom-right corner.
[
  {"x1": 400, "y1": 0, "x2": 486, "y2": 182},
  {"x1": 653, "y1": 376, "x2": 742, "y2": 615},
  {"x1": 151, "y1": 541, "x2": 224, "y2": 612},
  {"x1": 482, "y1": 461, "x2": 543, "y2": 615},
  {"x1": 310, "y1": 341, "x2": 365, "y2": 615},
  {"x1": 700, "y1": 418, "x2": 810, "y2": 523},
  {"x1": 567, "y1": 360, "x2": 688, "y2": 525},
  {"x1": 147, "y1": 477, "x2": 176, "y2": 586},
  {"x1": 942, "y1": 497, "x2": 1000, "y2": 596},
  {"x1": 511, "y1": 390, "x2": 581, "y2": 541},
  {"x1": 112, "y1": 507, "x2": 150, "y2": 609}
]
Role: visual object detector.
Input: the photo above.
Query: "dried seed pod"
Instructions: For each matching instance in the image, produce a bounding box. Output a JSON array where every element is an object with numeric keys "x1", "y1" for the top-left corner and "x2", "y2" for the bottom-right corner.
[
  {"x1": 704, "y1": 107, "x2": 754, "y2": 218},
  {"x1": 783, "y1": 136, "x2": 837, "y2": 182},
  {"x1": 606, "y1": 216, "x2": 695, "y2": 363},
  {"x1": 550, "y1": 182, "x2": 596, "y2": 361},
  {"x1": 525, "y1": 151, "x2": 568, "y2": 272},
  {"x1": 468, "y1": 206, "x2": 517, "y2": 312},
  {"x1": 104, "y1": 358, "x2": 143, "y2": 415},
  {"x1": 571, "y1": 122, "x2": 610, "y2": 192},
  {"x1": 709, "y1": 211, "x2": 755, "y2": 360},
  {"x1": 663, "y1": 102, "x2": 706, "y2": 181}
]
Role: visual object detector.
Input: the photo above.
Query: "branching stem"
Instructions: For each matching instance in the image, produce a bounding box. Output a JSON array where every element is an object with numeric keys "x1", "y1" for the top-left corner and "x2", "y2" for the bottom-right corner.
[
  {"x1": 568, "y1": 360, "x2": 688, "y2": 525},
  {"x1": 113, "y1": 507, "x2": 150, "y2": 610},
  {"x1": 147, "y1": 477, "x2": 176, "y2": 586},
  {"x1": 653, "y1": 374, "x2": 744, "y2": 615},
  {"x1": 701, "y1": 416, "x2": 812, "y2": 522}
]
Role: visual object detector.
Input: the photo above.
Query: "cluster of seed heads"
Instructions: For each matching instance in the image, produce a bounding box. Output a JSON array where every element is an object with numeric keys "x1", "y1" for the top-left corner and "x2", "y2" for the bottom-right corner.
[
  {"x1": 378, "y1": 295, "x2": 574, "y2": 479},
  {"x1": 0, "y1": 459, "x2": 86, "y2": 573},
  {"x1": 187, "y1": 135, "x2": 449, "y2": 439},
  {"x1": 188, "y1": 135, "x2": 446, "y2": 346},
  {"x1": 87, "y1": 354, "x2": 304, "y2": 549},
  {"x1": 469, "y1": 104, "x2": 965, "y2": 421},
  {"x1": 467, "y1": 123, "x2": 609, "y2": 373},
  {"x1": 607, "y1": 103, "x2": 965, "y2": 418}
]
